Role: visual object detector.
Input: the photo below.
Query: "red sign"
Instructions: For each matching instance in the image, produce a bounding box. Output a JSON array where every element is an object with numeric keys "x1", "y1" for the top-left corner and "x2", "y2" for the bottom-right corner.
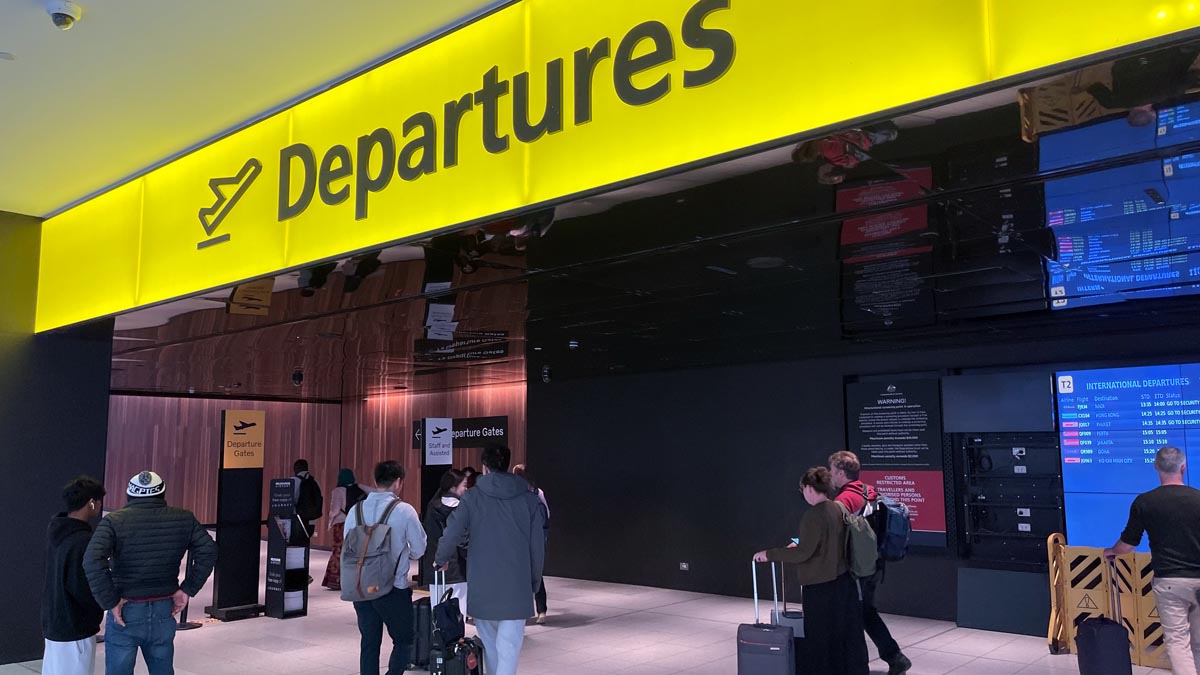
[
  {"x1": 860, "y1": 469, "x2": 946, "y2": 534},
  {"x1": 835, "y1": 167, "x2": 932, "y2": 213}
]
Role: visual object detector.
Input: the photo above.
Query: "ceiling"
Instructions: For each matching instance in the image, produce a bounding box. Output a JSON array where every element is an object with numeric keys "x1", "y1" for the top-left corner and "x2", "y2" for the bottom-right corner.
[{"x1": 0, "y1": 0, "x2": 502, "y2": 217}]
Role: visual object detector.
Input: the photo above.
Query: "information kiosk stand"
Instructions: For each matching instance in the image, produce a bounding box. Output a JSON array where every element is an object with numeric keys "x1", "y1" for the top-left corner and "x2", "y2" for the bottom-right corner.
[{"x1": 266, "y1": 478, "x2": 310, "y2": 619}]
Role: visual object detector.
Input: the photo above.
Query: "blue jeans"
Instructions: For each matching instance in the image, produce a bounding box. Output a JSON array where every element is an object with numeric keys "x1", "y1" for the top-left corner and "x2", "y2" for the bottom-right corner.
[
  {"x1": 105, "y1": 599, "x2": 177, "y2": 675},
  {"x1": 353, "y1": 587, "x2": 414, "y2": 675}
]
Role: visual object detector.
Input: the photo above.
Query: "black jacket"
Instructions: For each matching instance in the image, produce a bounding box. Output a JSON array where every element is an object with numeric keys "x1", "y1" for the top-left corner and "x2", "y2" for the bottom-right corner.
[
  {"x1": 423, "y1": 496, "x2": 467, "y2": 586},
  {"x1": 42, "y1": 515, "x2": 103, "y2": 642},
  {"x1": 83, "y1": 497, "x2": 218, "y2": 610}
]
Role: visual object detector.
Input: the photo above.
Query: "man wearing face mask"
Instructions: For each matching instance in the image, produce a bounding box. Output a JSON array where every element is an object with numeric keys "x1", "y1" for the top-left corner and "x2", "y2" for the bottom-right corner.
[{"x1": 42, "y1": 476, "x2": 107, "y2": 675}]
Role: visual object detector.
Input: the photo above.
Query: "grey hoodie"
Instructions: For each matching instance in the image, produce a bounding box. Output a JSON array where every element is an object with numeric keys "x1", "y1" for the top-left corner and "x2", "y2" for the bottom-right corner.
[{"x1": 436, "y1": 471, "x2": 546, "y2": 620}]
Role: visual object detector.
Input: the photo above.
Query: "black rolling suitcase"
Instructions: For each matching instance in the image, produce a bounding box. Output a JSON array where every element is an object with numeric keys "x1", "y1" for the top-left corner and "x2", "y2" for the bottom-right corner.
[
  {"x1": 1075, "y1": 561, "x2": 1133, "y2": 675},
  {"x1": 412, "y1": 595, "x2": 432, "y2": 668},
  {"x1": 737, "y1": 561, "x2": 795, "y2": 675}
]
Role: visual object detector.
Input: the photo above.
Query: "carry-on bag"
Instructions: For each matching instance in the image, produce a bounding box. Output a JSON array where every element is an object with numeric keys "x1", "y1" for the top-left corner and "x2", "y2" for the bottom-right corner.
[
  {"x1": 1075, "y1": 560, "x2": 1133, "y2": 675},
  {"x1": 771, "y1": 564, "x2": 805, "y2": 638},
  {"x1": 430, "y1": 570, "x2": 484, "y2": 675},
  {"x1": 436, "y1": 636, "x2": 484, "y2": 675},
  {"x1": 432, "y1": 571, "x2": 466, "y2": 646},
  {"x1": 737, "y1": 561, "x2": 795, "y2": 675}
]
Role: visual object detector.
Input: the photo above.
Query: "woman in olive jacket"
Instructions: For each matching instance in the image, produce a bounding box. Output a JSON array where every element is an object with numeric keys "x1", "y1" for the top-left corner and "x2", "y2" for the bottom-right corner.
[{"x1": 755, "y1": 467, "x2": 869, "y2": 675}]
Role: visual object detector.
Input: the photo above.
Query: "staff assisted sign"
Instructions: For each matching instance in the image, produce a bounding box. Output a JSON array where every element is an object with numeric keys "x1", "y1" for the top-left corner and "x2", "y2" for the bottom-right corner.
[{"x1": 36, "y1": 0, "x2": 1200, "y2": 331}]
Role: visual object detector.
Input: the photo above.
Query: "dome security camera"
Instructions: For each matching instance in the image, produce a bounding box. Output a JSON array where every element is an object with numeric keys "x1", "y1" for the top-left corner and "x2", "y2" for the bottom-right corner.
[
  {"x1": 46, "y1": 1, "x2": 82, "y2": 30},
  {"x1": 291, "y1": 368, "x2": 304, "y2": 387}
]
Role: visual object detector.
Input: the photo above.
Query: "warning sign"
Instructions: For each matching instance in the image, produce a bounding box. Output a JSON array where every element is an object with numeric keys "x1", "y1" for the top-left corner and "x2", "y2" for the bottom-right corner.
[
  {"x1": 1077, "y1": 594, "x2": 1099, "y2": 610},
  {"x1": 1149, "y1": 607, "x2": 1159, "y2": 619}
]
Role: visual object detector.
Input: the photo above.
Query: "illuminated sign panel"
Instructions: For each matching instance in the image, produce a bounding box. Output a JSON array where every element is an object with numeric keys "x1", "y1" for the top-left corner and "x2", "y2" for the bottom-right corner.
[{"x1": 35, "y1": 0, "x2": 1200, "y2": 331}]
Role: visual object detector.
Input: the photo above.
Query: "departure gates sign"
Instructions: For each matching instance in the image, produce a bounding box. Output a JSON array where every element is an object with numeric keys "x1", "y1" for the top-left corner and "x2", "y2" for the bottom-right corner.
[{"x1": 35, "y1": 0, "x2": 1200, "y2": 330}]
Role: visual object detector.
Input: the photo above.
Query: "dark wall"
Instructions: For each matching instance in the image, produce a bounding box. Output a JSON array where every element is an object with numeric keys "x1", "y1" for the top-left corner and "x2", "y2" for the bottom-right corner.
[
  {"x1": 528, "y1": 323, "x2": 1200, "y2": 621},
  {"x1": 0, "y1": 321, "x2": 113, "y2": 663}
]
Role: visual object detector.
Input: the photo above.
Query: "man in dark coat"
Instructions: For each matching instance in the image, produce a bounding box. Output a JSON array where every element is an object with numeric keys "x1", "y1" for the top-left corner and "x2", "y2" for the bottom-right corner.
[
  {"x1": 84, "y1": 471, "x2": 217, "y2": 675},
  {"x1": 436, "y1": 446, "x2": 545, "y2": 675},
  {"x1": 42, "y1": 476, "x2": 107, "y2": 674}
]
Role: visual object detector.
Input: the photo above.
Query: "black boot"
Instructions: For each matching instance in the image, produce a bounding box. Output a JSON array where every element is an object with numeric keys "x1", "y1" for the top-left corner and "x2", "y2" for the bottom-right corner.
[{"x1": 886, "y1": 653, "x2": 912, "y2": 675}]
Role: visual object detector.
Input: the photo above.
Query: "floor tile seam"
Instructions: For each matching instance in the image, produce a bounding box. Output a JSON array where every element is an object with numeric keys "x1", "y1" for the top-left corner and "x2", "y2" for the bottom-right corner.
[
  {"x1": 905, "y1": 624, "x2": 977, "y2": 650},
  {"x1": 643, "y1": 608, "x2": 745, "y2": 628}
]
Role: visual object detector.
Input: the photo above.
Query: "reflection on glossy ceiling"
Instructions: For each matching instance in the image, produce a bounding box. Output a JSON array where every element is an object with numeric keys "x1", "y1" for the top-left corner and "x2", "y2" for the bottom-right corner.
[{"x1": 112, "y1": 38, "x2": 1200, "y2": 399}]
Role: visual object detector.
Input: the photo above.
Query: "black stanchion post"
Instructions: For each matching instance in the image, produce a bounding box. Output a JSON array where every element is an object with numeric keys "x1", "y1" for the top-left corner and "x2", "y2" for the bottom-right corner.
[{"x1": 177, "y1": 551, "x2": 203, "y2": 631}]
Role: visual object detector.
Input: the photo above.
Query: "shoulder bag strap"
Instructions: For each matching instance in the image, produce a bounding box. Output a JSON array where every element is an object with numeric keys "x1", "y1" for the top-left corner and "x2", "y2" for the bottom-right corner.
[
  {"x1": 352, "y1": 500, "x2": 372, "y2": 599},
  {"x1": 378, "y1": 498, "x2": 402, "y2": 526},
  {"x1": 858, "y1": 484, "x2": 872, "y2": 516},
  {"x1": 378, "y1": 499, "x2": 407, "y2": 580}
]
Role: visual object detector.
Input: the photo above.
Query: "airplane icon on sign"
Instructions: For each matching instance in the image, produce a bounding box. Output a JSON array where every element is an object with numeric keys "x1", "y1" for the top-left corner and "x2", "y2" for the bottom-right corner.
[
  {"x1": 234, "y1": 420, "x2": 258, "y2": 432},
  {"x1": 432, "y1": 427, "x2": 448, "y2": 436}
]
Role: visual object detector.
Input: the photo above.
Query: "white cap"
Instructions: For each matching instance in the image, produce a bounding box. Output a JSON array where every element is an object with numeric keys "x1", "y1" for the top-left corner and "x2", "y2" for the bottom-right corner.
[{"x1": 127, "y1": 470, "x2": 165, "y2": 498}]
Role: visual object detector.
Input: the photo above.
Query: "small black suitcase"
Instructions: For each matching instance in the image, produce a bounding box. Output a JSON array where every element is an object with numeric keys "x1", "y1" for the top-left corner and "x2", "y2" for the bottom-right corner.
[
  {"x1": 412, "y1": 596, "x2": 432, "y2": 668},
  {"x1": 737, "y1": 561, "x2": 795, "y2": 675},
  {"x1": 1075, "y1": 560, "x2": 1133, "y2": 675}
]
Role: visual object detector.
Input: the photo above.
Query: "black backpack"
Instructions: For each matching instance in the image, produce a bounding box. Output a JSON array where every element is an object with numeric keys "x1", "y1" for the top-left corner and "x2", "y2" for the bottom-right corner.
[
  {"x1": 856, "y1": 485, "x2": 912, "y2": 562},
  {"x1": 296, "y1": 475, "x2": 324, "y2": 523}
]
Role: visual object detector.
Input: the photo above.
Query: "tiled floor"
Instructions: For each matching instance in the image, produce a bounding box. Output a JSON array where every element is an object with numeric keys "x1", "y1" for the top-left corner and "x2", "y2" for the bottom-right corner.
[{"x1": 7, "y1": 549, "x2": 1170, "y2": 674}]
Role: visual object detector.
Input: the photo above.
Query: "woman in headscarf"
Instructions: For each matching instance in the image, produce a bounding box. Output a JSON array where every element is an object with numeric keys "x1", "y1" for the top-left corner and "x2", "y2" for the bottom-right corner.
[{"x1": 322, "y1": 468, "x2": 369, "y2": 590}]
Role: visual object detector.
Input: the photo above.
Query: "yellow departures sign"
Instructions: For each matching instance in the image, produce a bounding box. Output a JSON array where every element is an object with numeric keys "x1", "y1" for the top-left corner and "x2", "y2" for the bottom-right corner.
[{"x1": 35, "y1": 0, "x2": 1200, "y2": 331}]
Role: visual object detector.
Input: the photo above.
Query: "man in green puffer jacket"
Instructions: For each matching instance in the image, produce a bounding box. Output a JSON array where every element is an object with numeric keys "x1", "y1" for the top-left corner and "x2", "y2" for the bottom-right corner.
[{"x1": 83, "y1": 471, "x2": 217, "y2": 675}]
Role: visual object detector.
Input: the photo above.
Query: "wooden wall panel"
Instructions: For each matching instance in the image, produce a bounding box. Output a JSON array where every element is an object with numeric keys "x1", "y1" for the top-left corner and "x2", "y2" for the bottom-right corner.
[
  {"x1": 107, "y1": 386, "x2": 524, "y2": 548},
  {"x1": 105, "y1": 395, "x2": 342, "y2": 547},
  {"x1": 340, "y1": 382, "x2": 527, "y2": 508}
]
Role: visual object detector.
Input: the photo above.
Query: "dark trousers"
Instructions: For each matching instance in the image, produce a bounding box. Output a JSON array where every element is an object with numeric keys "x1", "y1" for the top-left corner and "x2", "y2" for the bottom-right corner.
[
  {"x1": 801, "y1": 573, "x2": 869, "y2": 675},
  {"x1": 860, "y1": 569, "x2": 901, "y2": 661},
  {"x1": 353, "y1": 587, "x2": 414, "y2": 675},
  {"x1": 535, "y1": 579, "x2": 547, "y2": 614}
]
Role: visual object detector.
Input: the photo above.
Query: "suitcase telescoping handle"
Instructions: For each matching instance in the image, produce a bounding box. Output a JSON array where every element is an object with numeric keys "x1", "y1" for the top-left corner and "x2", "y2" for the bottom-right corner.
[
  {"x1": 1108, "y1": 559, "x2": 1123, "y2": 624},
  {"x1": 751, "y1": 560, "x2": 781, "y2": 625},
  {"x1": 432, "y1": 568, "x2": 447, "y2": 640}
]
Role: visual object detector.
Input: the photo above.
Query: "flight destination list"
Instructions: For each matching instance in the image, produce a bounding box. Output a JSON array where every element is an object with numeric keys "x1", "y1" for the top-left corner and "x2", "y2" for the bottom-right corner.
[{"x1": 1057, "y1": 364, "x2": 1200, "y2": 494}]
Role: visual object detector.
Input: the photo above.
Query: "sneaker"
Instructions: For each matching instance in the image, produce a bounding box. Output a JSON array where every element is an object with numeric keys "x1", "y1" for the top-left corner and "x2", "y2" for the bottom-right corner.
[
  {"x1": 535, "y1": 612, "x2": 547, "y2": 625},
  {"x1": 887, "y1": 653, "x2": 912, "y2": 675}
]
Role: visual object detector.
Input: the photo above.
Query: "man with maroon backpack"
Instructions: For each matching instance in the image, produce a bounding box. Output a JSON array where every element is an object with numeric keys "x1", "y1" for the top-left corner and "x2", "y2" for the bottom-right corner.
[{"x1": 829, "y1": 451, "x2": 912, "y2": 675}]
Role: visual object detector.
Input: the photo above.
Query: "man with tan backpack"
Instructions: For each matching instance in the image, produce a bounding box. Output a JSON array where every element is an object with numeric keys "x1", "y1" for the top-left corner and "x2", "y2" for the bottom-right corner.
[{"x1": 341, "y1": 461, "x2": 427, "y2": 675}]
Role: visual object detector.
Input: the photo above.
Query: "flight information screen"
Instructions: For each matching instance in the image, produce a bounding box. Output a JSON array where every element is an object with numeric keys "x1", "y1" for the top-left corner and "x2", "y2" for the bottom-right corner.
[
  {"x1": 1057, "y1": 364, "x2": 1200, "y2": 494},
  {"x1": 1159, "y1": 101, "x2": 1200, "y2": 146},
  {"x1": 1057, "y1": 363, "x2": 1200, "y2": 548}
]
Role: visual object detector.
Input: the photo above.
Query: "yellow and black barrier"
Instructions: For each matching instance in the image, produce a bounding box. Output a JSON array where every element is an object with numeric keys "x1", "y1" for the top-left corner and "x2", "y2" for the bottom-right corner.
[{"x1": 1046, "y1": 534, "x2": 1170, "y2": 669}]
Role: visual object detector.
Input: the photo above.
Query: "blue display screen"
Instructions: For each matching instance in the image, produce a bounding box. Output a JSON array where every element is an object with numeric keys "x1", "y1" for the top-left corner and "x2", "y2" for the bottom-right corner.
[
  {"x1": 1048, "y1": 251, "x2": 1200, "y2": 299},
  {"x1": 1063, "y1": 493, "x2": 1149, "y2": 551},
  {"x1": 1057, "y1": 364, "x2": 1200, "y2": 547},
  {"x1": 1044, "y1": 162, "x2": 1168, "y2": 227},
  {"x1": 1159, "y1": 102, "x2": 1200, "y2": 147},
  {"x1": 1039, "y1": 117, "x2": 1156, "y2": 171},
  {"x1": 1042, "y1": 127, "x2": 1200, "y2": 308},
  {"x1": 1055, "y1": 364, "x2": 1197, "y2": 495}
]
